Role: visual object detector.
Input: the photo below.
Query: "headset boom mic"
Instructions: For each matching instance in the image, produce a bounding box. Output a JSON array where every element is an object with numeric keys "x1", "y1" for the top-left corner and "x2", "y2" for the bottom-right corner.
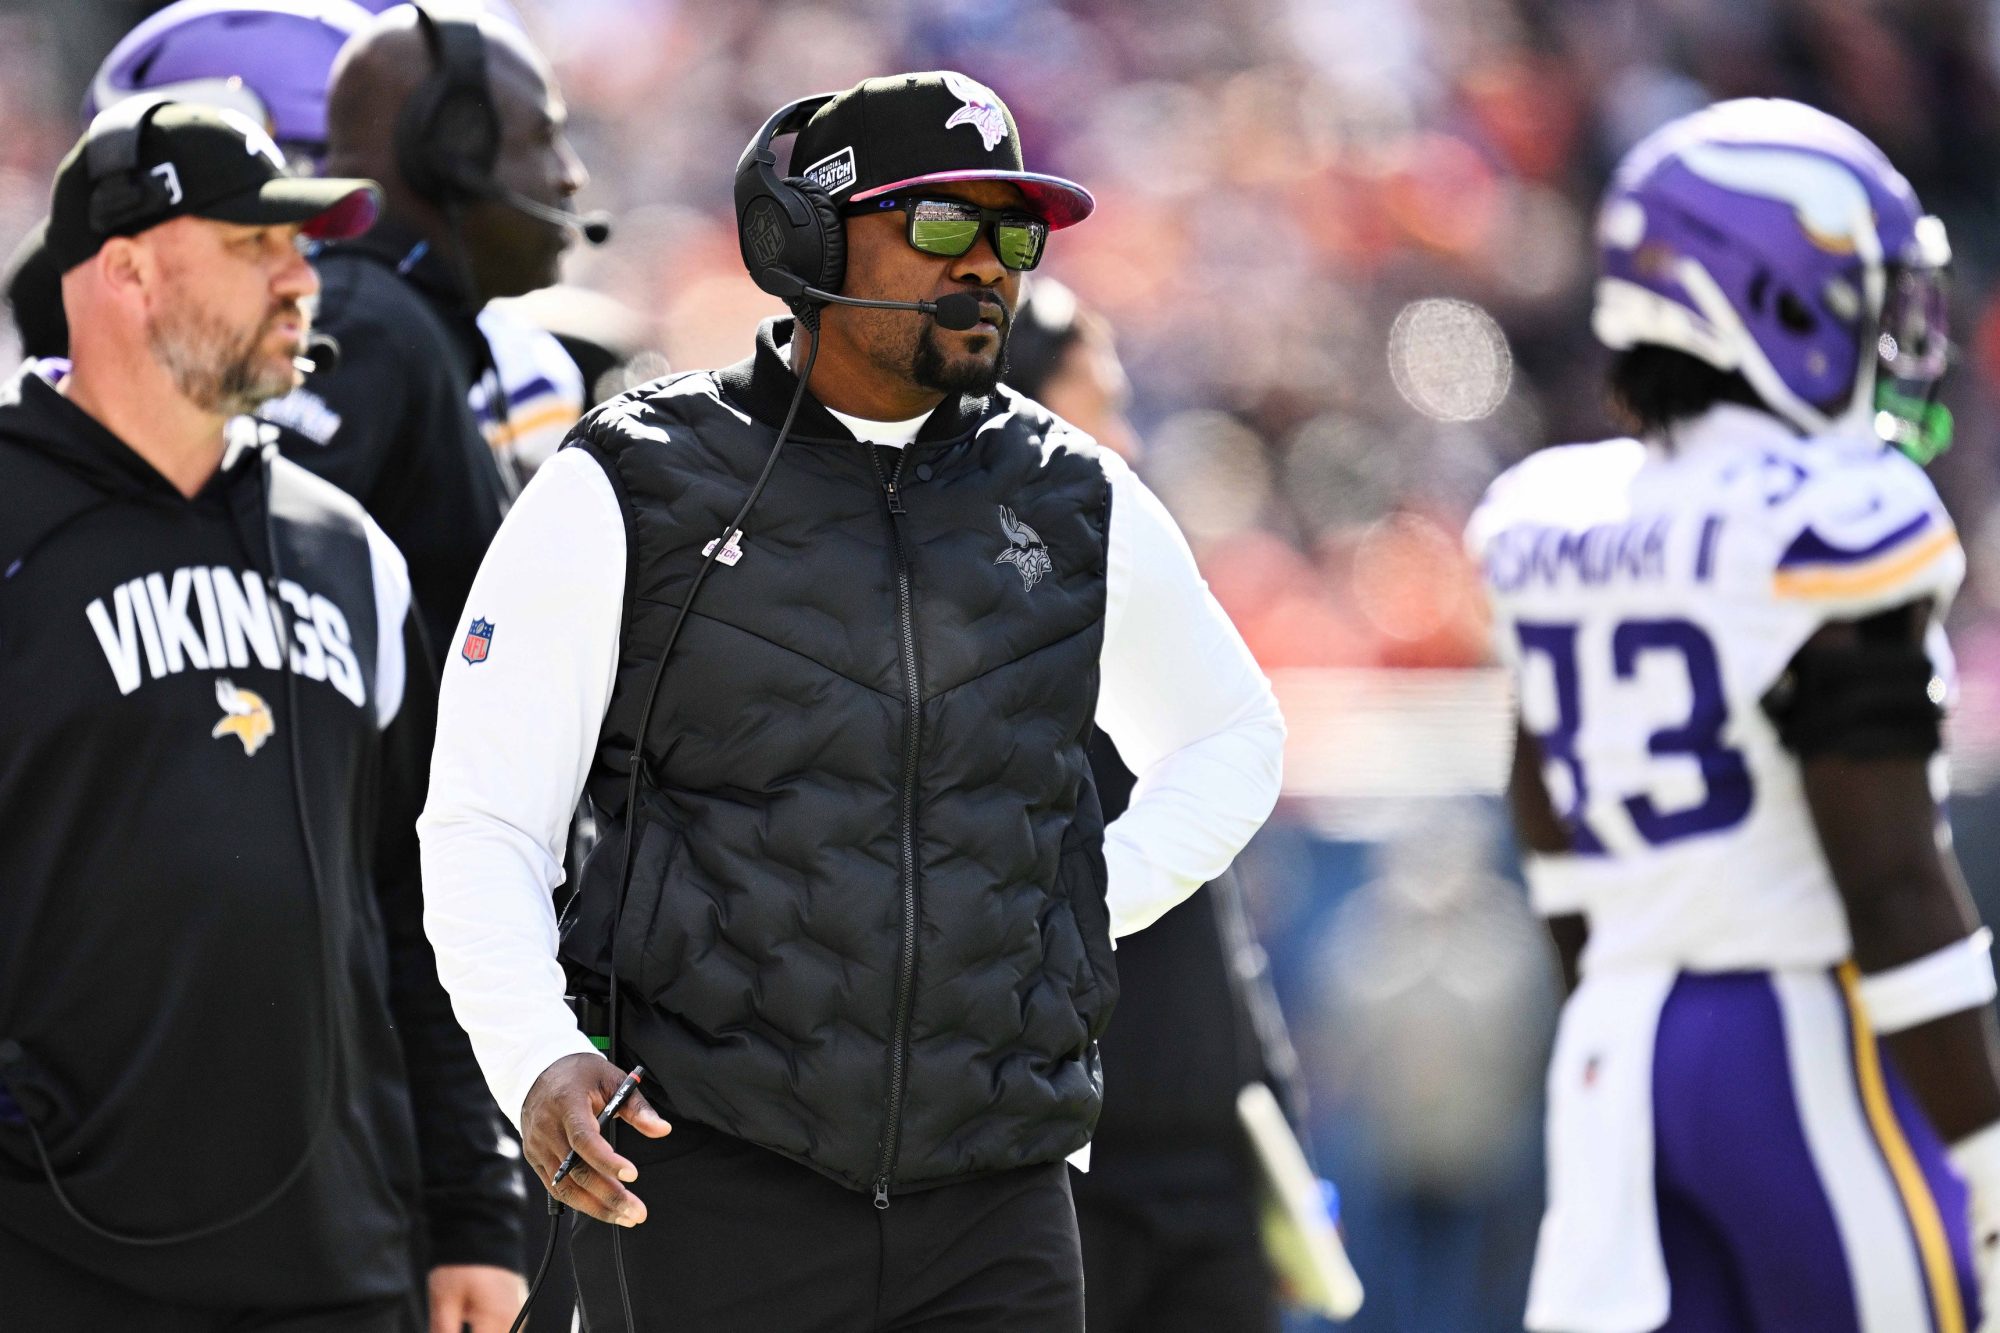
[
  {"x1": 927, "y1": 292, "x2": 984, "y2": 331},
  {"x1": 496, "y1": 187, "x2": 613, "y2": 244},
  {"x1": 795, "y1": 285, "x2": 991, "y2": 330},
  {"x1": 295, "y1": 332, "x2": 342, "y2": 376}
]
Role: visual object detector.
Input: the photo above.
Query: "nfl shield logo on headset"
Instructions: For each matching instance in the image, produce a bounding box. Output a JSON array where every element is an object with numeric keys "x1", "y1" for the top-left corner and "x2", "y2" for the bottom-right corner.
[
  {"x1": 461, "y1": 617, "x2": 494, "y2": 665},
  {"x1": 744, "y1": 198, "x2": 787, "y2": 267}
]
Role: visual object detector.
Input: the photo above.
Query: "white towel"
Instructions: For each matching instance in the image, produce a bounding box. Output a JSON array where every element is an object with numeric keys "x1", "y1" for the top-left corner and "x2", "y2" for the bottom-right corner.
[{"x1": 1526, "y1": 966, "x2": 1678, "y2": 1333}]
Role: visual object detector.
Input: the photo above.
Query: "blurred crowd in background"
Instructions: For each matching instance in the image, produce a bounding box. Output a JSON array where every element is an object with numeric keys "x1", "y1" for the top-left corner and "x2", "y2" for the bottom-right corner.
[{"x1": 10, "y1": 1, "x2": 2000, "y2": 1327}]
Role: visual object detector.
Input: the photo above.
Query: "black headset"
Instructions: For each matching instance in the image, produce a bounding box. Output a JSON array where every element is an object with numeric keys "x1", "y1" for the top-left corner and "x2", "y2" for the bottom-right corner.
[
  {"x1": 733, "y1": 93, "x2": 844, "y2": 303},
  {"x1": 84, "y1": 95, "x2": 179, "y2": 235},
  {"x1": 394, "y1": 4, "x2": 501, "y2": 207}
]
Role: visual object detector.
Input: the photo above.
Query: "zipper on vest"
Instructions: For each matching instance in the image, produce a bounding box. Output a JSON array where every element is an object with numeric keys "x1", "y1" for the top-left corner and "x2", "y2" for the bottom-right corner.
[{"x1": 868, "y1": 445, "x2": 921, "y2": 1210}]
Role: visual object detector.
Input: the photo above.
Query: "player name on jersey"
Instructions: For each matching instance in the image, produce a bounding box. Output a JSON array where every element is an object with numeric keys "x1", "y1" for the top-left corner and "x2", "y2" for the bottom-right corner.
[
  {"x1": 1482, "y1": 516, "x2": 1671, "y2": 592},
  {"x1": 86, "y1": 565, "x2": 367, "y2": 707}
]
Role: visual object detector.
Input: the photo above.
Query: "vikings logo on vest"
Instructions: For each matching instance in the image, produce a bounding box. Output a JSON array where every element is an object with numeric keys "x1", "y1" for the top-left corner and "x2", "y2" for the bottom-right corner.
[
  {"x1": 942, "y1": 72, "x2": 1008, "y2": 152},
  {"x1": 211, "y1": 677, "x2": 274, "y2": 756},
  {"x1": 995, "y1": 505, "x2": 1052, "y2": 591},
  {"x1": 85, "y1": 566, "x2": 365, "y2": 706},
  {"x1": 462, "y1": 617, "x2": 494, "y2": 664}
]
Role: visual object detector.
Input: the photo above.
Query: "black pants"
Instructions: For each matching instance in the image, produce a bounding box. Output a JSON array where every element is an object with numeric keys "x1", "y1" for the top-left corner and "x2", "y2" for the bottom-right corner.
[
  {"x1": 1075, "y1": 1195, "x2": 1278, "y2": 1333},
  {"x1": 0, "y1": 1221, "x2": 417, "y2": 1332},
  {"x1": 569, "y1": 1118, "x2": 1084, "y2": 1332}
]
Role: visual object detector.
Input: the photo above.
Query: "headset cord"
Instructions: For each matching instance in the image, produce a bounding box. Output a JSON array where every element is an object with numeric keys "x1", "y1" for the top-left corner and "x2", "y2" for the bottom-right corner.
[
  {"x1": 507, "y1": 1194, "x2": 571, "y2": 1333},
  {"x1": 508, "y1": 314, "x2": 823, "y2": 1333},
  {"x1": 578, "y1": 310, "x2": 821, "y2": 1333},
  {"x1": 21, "y1": 445, "x2": 344, "y2": 1246}
]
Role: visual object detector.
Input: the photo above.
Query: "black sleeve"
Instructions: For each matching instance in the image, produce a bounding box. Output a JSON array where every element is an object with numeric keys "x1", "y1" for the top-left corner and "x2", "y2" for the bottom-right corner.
[{"x1": 374, "y1": 605, "x2": 526, "y2": 1272}]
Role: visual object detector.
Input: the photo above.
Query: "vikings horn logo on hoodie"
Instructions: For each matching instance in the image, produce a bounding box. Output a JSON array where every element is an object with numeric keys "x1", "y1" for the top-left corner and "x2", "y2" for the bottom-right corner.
[{"x1": 211, "y1": 677, "x2": 275, "y2": 756}]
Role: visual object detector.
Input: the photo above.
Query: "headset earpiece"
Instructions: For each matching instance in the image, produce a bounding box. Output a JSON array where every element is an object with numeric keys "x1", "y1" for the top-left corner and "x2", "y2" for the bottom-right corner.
[
  {"x1": 734, "y1": 94, "x2": 845, "y2": 302},
  {"x1": 395, "y1": 5, "x2": 501, "y2": 207},
  {"x1": 84, "y1": 96, "x2": 177, "y2": 236},
  {"x1": 787, "y1": 176, "x2": 846, "y2": 292}
]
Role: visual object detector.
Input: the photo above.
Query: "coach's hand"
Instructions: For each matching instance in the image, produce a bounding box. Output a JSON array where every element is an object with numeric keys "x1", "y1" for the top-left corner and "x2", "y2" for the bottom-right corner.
[
  {"x1": 428, "y1": 1263, "x2": 528, "y2": 1333},
  {"x1": 522, "y1": 1052, "x2": 672, "y2": 1226}
]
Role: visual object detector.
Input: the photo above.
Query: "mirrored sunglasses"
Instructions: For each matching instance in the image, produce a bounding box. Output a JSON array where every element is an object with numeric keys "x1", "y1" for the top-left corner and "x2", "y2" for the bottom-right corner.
[{"x1": 841, "y1": 194, "x2": 1048, "y2": 271}]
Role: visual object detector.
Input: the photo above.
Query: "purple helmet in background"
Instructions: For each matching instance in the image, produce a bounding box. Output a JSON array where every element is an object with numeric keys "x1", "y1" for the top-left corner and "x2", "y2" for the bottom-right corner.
[
  {"x1": 346, "y1": 0, "x2": 529, "y2": 28},
  {"x1": 85, "y1": 0, "x2": 375, "y2": 165},
  {"x1": 1593, "y1": 98, "x2": 1953, "y2": 458}
]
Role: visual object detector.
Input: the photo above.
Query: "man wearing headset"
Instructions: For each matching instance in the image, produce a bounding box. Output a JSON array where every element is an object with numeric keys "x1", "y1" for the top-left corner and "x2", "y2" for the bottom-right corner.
[
  {"x1": 6, "y1": 0, "x2": 375, "y2": 362},
  {"x1": 6, "y1": 1, "x2": 590, "y2": 546},
  {"x1": 0, "y1": 103, "x2": 521, "y2": 1331},
  {"x1": 296, "y1": 2, "x2": 590, "y2": 655},
  {"x1": 421, "y1": 72, "x2": 1286, "y2": 1330}
]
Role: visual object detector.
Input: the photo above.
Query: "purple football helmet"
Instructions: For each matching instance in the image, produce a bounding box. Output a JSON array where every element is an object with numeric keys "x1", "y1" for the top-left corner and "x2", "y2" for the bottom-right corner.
[
  {"x1": 85, "y1": 0, "x2": 375, "y2": 167},
  {"x1": 347, "y1": 0, "x2": 528, "y2": 26},
  {"x1": 1593, "y1": 99, "x2": 1952, "y2": 457}
]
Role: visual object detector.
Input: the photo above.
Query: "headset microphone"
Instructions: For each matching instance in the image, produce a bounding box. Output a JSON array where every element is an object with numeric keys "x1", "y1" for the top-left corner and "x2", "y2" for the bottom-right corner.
[
  {"x1": 497, "y1": 188, "x2": 613, "y2": 245},
  {"x1": 787, "y1": 284, "x2": 988, "y2": 332},
  {"x1": 293, "y1": 332, "x2": 342, "y2": 376}
]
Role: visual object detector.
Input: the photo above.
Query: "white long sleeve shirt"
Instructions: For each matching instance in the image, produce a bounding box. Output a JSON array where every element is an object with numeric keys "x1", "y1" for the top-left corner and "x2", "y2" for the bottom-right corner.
[{"x1": 420, "y1": 429, "x2": 1286, "y2": 1126}]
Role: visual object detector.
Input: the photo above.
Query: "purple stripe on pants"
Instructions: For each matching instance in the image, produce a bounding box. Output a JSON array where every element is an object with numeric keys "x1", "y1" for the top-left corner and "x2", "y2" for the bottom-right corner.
[{"x1": 1649, "y1": 971, "x2": 1977, "y2": 1332}]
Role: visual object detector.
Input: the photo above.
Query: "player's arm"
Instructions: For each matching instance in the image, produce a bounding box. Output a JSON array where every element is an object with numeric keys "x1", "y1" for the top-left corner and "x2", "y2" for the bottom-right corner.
[
  {"x1": 1507, "y1": 721, "x2": 1588, "y2": 995},
  {"x1": 1778, "y1": 601, "x2": 2000, "y2": 1136},
  {"x1": 1777, "y1": 599, "x2": 2000, "y2": 1313}
]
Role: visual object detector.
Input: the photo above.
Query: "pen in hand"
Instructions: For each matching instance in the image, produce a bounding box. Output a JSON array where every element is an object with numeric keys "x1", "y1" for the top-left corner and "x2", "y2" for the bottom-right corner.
[{"x1": 552, "y1": 1065, "x2": 647, "y2": 1188}]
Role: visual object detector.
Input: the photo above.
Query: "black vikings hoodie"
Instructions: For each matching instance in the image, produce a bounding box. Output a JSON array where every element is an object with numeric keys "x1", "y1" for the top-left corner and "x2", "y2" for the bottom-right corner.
[{"x1": 0, "y1": 361, "x2": 519, "y2": 1305}]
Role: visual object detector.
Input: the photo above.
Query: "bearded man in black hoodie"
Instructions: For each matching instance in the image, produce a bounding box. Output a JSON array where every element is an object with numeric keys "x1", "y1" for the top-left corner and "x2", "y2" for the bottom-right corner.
[{"x1": 0, "y1": 102, "x2": 524, "y2": 1330}]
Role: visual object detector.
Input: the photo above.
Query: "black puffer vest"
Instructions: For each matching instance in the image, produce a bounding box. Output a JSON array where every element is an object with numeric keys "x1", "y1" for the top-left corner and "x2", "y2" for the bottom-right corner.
[{"x1": 561, "y1": 319, "x2": 1117, "y2": 1198}]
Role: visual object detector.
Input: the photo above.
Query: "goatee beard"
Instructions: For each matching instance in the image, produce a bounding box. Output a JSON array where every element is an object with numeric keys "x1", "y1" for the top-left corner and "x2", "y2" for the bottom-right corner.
[{"x1": 909, "y1": 322, "x2": 1008, "y2": 397}]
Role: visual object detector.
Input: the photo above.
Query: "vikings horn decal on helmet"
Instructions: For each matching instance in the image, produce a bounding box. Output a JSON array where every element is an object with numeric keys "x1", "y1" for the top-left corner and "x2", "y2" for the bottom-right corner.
[{"x1": 1591, "y1": 98, "x2": 1954, "y2": 461}]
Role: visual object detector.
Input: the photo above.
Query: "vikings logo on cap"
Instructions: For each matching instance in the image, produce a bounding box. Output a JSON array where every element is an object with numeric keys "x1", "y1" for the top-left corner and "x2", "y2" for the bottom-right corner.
[
  {"x1": 942, "y1": 71, "x2": 1009, "y2": 152},
  {"x1": 462, "y1": 617, "x2": 494, "y2": 665},
  {"x1": 212, "y1": 677, "x2": 274, "y2": 756},
  {"x1": 217, "y1": 107, "x2": 286, "y2": 171}
]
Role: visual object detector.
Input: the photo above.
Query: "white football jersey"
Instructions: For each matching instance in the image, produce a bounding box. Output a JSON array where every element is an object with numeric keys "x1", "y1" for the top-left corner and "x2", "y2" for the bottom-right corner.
[
  {"x1": 473, "y1": 303, "x2": 587, "y2": 481},
  {"x1": 1468, "y1": 404, "x2": 1963, "y2": 974}
]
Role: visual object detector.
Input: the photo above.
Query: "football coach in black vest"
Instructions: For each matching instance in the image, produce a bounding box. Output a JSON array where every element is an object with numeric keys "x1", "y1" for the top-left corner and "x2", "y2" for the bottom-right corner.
[{"x1": 420, "y1": 72, "x2": 1286, "y2": 1331}]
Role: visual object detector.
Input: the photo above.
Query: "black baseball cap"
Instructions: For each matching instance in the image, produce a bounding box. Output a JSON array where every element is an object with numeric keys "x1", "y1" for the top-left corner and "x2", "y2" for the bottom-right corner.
[
  {"x1": 46, "y1": 100, "x2": 380, "y2": 272},
  {"x1": 789, "y1": 71, "x2": 1094, "y2": 229}
]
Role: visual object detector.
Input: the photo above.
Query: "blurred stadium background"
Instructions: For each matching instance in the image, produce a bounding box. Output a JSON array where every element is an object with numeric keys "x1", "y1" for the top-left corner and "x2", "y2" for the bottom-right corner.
[{"x1": 11, "y1": 1, "x2": 2000, "y2": 1327}]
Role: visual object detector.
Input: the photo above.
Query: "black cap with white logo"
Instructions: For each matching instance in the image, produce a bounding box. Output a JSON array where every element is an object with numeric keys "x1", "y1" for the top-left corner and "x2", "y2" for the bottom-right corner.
[
  {"x1": 789, "y1": 71, "x2": 1094, "y2": 228},
  {"x1": 46, "y1": 100, "x2": 380, "y2": 272}
]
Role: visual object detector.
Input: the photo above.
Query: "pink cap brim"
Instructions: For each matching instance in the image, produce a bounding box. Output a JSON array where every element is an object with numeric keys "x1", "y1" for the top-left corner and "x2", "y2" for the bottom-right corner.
[
  {"x1": 302, "y1": 186, "x2": 380, "y2": 242},
  {"x1": 851, "y1": 170, "x2": 1095, "y2": 229}
]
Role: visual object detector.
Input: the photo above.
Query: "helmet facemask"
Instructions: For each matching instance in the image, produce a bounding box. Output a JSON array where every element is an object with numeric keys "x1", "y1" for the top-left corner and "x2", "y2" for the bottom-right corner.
[{"x1": 1871, "y1": 223, "x2": 1953, "y2": 463}]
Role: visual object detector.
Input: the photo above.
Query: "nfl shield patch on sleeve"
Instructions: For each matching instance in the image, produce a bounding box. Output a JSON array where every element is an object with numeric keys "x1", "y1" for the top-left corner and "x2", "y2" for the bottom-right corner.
[{"x1": 461, "y1": 617, "x2": 494, "y2": 664}]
